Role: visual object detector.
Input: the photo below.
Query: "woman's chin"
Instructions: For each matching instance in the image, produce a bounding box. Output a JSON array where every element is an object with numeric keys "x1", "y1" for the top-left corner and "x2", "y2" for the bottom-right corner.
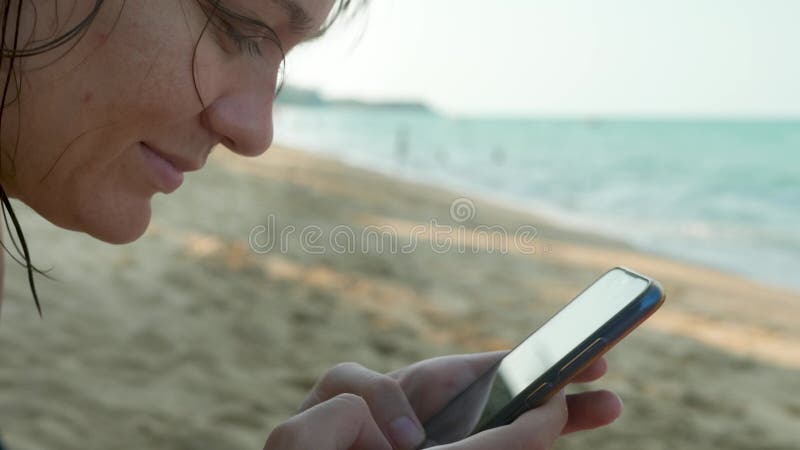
[
  {"x1": 87, "y1": 211, "x2": 152, "y2": 245},
  {"x1": 72, "y1": 196, "x2": 154, "y2": 245},
  {"x1": 19, "y1": 184, "x2": 156, "y2": 245},
  {"x1": 87, "y1": 221, "x2": 150, "y2": 245}
]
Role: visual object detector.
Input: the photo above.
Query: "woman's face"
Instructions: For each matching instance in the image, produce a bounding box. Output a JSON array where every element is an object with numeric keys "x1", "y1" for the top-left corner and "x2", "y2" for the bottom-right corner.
[{"x1": 0, "y1": 0, "x2": 335, "y2": 243}]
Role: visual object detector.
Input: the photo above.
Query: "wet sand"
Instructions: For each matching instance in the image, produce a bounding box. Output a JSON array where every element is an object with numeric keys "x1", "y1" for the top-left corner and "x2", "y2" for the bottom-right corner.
[{"x1": 0, "y1": 145, "x2": 798, "y2": 449}]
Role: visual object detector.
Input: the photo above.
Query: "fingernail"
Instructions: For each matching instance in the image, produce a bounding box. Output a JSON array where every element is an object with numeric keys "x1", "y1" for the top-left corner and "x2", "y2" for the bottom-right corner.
[
  {"x1": 389, "y1": 416, "x2": 425, "y2": 449},
  {"x1": 615, "y1": 393, "x2": 624, "y2": 416}
]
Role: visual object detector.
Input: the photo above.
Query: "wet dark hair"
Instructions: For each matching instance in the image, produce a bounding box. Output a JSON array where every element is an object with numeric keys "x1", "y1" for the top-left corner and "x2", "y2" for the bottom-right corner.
[{"x1": 0, "y1": 0, "x2": 366, "y2": 316}]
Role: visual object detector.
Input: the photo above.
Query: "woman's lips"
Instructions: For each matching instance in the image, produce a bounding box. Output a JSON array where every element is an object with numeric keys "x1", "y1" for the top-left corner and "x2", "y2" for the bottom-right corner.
[{"x1": 140, "y1": 142, "x2": 184, "y2": 193}]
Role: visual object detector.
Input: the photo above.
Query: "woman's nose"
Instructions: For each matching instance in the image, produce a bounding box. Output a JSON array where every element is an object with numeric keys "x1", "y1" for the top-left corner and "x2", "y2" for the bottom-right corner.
[{"x1": 204, "y1": 91, "x2": 274, "y2": 157}]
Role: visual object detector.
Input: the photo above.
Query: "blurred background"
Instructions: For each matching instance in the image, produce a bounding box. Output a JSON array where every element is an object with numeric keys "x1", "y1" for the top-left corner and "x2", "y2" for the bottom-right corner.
[
  {"x1": 1, "y1": 1, "x2": 799, "y2": 449},
  {"x1": 280, "y1": 0, "x2": 800, "y2": 291}
]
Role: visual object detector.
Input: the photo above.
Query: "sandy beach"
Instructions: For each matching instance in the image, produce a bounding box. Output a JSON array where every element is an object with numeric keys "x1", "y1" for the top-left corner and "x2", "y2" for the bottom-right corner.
[{"x1": 0, "y1": 145, "x2": 798, "y2": 449}]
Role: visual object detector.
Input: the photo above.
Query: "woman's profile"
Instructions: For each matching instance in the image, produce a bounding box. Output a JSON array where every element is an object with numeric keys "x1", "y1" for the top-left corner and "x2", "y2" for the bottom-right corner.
[{"x1": 0, "y1": 1, "x2": 622, "y2": 449}]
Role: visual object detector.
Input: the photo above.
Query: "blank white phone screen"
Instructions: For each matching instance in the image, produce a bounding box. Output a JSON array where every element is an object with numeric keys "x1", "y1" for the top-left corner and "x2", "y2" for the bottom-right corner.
[{"x1": 498, "y1": 269, "x2": 648, "y2": 395}]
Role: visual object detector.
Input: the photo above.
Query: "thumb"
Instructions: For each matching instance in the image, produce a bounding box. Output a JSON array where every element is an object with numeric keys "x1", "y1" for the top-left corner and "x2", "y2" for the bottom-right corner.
[
  {"x1": 435, "y1": 390, "x2": 568, "y2": 450},
  {"x1": 265, "y1": 394, "x2": 393, "y2": 450}
]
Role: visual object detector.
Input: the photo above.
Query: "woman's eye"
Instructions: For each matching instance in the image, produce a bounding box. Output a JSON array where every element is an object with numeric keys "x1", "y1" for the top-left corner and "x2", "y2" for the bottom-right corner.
[
  {"x1": 217, "y1": 20, "x2": 264, "y2": 57},
  {"x1": 231, "y1": 34, "x2": 264, "y2": 57}
]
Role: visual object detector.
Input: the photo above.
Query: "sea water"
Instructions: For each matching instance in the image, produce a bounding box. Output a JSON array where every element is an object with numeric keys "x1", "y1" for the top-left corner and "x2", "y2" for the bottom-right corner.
[{"x1": 274, "y1": 105, "x2": 800, "y2": 293}]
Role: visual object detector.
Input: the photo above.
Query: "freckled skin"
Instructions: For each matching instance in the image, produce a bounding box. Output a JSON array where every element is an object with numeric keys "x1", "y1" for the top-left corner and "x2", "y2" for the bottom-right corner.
[{"x1": 0, "y1": 0, "x2": 334, "y2": 244}]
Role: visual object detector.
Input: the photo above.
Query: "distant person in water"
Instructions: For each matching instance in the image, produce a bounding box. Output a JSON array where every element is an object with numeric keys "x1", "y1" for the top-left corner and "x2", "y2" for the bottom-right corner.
[
  {"x1": 0, "y1": 1, "x2": 621, "y2": 449},
  {"x1": 492, "y1": 146, "x2": 507, "y2": 165},
  {"x1": 435, "y1": 146, "x2": 448, "y2": 165},
  {"x1": 396, "y1": 124, "x2": 411, "y2": 162}
]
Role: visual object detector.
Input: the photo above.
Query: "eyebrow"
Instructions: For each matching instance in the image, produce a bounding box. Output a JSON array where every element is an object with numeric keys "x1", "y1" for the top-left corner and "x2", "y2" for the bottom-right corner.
[{"x1": 271, "y1": 0, "x2": 316, "y2": 34}]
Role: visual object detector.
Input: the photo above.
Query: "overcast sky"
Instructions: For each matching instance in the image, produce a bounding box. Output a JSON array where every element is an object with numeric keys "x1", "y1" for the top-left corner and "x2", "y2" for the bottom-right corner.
[{"x1": 284, "y1": 0, "x2": 800, "y2": 118}]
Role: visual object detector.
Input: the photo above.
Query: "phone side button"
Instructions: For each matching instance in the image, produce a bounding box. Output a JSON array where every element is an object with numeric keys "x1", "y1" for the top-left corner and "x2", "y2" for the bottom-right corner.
[
  {"x1": 559, "y1": 338, "x2": 608, "y2": 376},
  {"x1": 525, "y1": 382, "x2": 553, "y2": 407}
]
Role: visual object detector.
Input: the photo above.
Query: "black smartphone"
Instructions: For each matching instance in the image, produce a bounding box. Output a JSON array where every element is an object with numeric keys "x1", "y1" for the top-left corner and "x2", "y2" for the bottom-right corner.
[{"x1": 420, "y1": 267, "x2": 665, "y2": 448}]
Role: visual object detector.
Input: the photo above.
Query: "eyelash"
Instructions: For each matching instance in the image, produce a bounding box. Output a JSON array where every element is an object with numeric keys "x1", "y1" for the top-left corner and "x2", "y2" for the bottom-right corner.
[
  {"x1": 232, "y1": 34, "x2": 263, "y2": 57},
  {"x1": 219, "y1": 20, "x2": 264, "y2": 57}
]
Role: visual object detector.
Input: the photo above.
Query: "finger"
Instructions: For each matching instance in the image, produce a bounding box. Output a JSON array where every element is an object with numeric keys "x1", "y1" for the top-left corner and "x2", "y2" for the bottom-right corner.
[
  {"x1": 434, "y1": 390, "x2": 568, "y2": 450},
  {"x1": 570, "y1": 356, "x2": 608, "y2": 384},
  {"x1": 562, "y1": 390, "x2": 623, "y2": 434},
  {"x1": 389, "y1": 351, "x2": 507, "y2": 422},
  {"x1": 301, "y1": 362, "x2": 426, "y2": 450},
  {"x1": 265, "y1": 394, "x2": 392, "y2": 450}
]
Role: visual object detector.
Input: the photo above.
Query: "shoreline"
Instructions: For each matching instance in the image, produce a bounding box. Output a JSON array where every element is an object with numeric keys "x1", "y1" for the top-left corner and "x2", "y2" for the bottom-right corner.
[{"x1": 273, "y1": 139, "x2": 800, "y2": 296}]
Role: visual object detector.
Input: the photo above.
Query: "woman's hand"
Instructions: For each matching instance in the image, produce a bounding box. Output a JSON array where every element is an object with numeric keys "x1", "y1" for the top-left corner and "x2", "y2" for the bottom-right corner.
[
  {"x1": 263, "y1": 393, "x2": 393, "y2": 450},
  {"x1": 390, "y1": 352, "x2": 622, "y2": 436},
  {"x1": 391, "y1": 352, "x2": 622, "y2": 449},
  {"x1": 281, "y1": 352, "x2": 622, "y2": 450}
]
